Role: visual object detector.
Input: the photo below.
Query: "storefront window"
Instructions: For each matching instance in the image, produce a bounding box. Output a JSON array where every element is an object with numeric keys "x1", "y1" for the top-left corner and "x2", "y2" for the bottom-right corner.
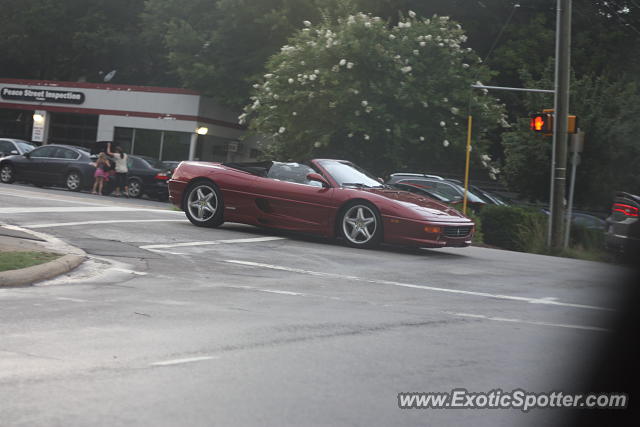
[
  {"x1": 114, "y1": 127, "x2": 191, "y2": 161},
  {"x1": 161, "y1": 131, "x2": 190, "y2": 161},
  {"x1": 132, "y1": 128, "x2": 162, "y2": 159},
  {"x1": 0, "y1": 109, "x2": 33, "y2": 140},
  {"x1": 49, "y1": 112, "x2": 98, "y2": 149}
]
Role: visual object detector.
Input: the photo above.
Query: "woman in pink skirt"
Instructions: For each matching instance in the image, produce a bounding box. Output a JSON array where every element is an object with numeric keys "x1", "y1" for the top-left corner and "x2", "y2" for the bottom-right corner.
[{"x1": 92, "y1": 153, "x2": 110, "y2": 195}]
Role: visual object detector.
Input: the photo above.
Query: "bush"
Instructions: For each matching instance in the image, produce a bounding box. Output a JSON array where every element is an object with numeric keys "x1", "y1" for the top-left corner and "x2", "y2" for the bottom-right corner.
[
  {"x1": 478, "y1": 205, "x2": 547, "y2": 251},
  {"x1": 569, "y1": 223, "x2": 604, "y2": 251}
]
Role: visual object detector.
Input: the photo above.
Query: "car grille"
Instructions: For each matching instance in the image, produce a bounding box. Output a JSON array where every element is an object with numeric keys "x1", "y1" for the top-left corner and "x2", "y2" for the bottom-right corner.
[{"x1": 443, "y1": 226, "x2": 472, "y2": 238}]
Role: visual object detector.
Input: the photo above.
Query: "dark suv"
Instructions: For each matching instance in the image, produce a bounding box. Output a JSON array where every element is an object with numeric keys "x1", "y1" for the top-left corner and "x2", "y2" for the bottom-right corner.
[{"x1": 605, "y1": 191, "x2": 640, "y2": 255}]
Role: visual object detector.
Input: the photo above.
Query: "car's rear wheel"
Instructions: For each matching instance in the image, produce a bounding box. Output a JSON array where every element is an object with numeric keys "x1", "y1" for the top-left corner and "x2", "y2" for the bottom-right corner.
[
  {"x1": 127, "y1": 178, "x2": 143, "y2": 198},
  {"x1": 184, "y1": 181, "x2": 224, "y2": 227},
  {"x1": 339, "y1": 202, "x2": 382, "y2": 248},
  {"x1": 65, "y1": 171, "x2": 82, "y2": 191},
  {"x1": 0, "y1": 163, "x2": 15, "y2": 184}
]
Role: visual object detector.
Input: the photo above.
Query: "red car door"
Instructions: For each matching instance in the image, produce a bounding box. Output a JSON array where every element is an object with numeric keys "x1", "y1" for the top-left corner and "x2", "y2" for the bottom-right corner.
[{"x1": 251, "y1": 162, "x2": 335, "y2": 233}]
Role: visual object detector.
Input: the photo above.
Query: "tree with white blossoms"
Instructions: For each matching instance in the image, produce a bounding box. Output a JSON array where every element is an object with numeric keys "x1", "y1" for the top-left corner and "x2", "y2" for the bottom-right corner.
[{"x1": 241, "y1": 10, "x2": 506, "y2": 174}]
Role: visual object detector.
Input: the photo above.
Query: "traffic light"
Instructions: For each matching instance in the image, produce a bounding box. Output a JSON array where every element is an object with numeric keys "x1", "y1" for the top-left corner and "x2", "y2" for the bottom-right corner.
[
  {"x1": 529, "y1": 110, "x2": 578, "y2": 135},
  {"x1": 530, "y1": 113, "x2": 553, "y2": 133}
]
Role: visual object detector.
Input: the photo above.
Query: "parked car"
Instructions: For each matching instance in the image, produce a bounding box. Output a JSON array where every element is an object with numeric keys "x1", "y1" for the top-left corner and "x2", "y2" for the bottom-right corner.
[
  {"x1": 604, "y1": 191, "x2": 640, "y2": 254},
  {"x1": 0, "y1": 138, "x2": 37, "y2": 157},
  {"x1": 104, "y1": 155, "x2": 172, "y2": 200},
  {"x1": 444, "y1": 178, "x2": 511, "y2": 206},
  {"x1": 0, "y1": 144, "x2": 95, "y2": 191},
  {"x1": 169, "y1": 159, "x2": 474, "y2": 249},
  {"x1": 387, "y1": 173, "x2": 487, "y2": 212},
  {"x1": 540, "y1": 208, "x2": 607, "y2": 231}
]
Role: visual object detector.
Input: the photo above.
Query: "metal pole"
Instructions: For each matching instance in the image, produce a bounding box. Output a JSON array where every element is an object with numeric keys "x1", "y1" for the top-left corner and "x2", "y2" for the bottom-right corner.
[
  {"x1": 470, "y1": 84, "x2": 554, "y2": 94},
  {"x1": 549, "y1": 0, "x2": 572, "y2": 250},
  {"x1": 564, "y1": 130, "x2": 583, "y2": 248},
  {"x1": 188, "y1": 133, "x2": 198, "y2": 160},
  {"x1": 463, "y1": 115, "x2": 473, "y2": 215}
]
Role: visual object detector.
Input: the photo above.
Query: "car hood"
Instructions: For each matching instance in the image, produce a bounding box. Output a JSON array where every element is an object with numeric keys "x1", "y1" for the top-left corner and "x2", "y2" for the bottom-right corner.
[{"x1": 365, "y1": 188, "x2": 471, "y2": 222}]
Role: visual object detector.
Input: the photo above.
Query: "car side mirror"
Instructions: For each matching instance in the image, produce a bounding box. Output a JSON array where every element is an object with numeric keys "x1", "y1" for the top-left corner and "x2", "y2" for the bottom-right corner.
[
  {"x1": 23, "y1": 152, "x2": 31, "y2": 158},
  {"x1": 10, "y1": 150, "x2": 18, "y2": 155},
  {"x1": 306, "y1": 173, "x2": 330, "y2": 188}
]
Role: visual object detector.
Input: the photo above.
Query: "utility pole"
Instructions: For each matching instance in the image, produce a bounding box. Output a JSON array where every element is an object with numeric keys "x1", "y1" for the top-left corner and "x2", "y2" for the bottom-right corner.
[{"x1": 549, "y1": 0, "x2": 572, "y2": 250}]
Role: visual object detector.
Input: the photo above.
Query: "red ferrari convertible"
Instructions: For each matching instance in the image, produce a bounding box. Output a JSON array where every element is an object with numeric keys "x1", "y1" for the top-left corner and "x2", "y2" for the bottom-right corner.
[{"x1": 168, "y1": 159, "x2": 474, "y2": 248}]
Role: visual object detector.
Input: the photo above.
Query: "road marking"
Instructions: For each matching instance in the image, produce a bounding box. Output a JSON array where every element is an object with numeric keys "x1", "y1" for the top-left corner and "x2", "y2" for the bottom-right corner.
[
  {"x1": 0, "y1": 190, "x2": 105, "y2": 205},
  {"x1": 224, "y1": 285, "x2": 304, "y2": 296},
  {"x1": 445, "y1": 312, "x2": 608, "y2": 332},
  {"x1": 223, "y1": 260, "x2": 612, "y2": 312},
  {"x1": 0, "y1": 206, "x2": 183, "y2": 215},
  {"x1": 25, "y1": 219, "x2": 187, "y2": 229},
  {"x1": 141, "y1": 236, "x2": 285, "y2": 250},
  {"x1": 56, "y1": 297, "x2": 88, "y2": 303},
  {"x1": 150, "y1": 356, "x2": 218, "y2": 367},
  {"x1": 112, "y1": 268, "x2": 148, "y2": 276}
]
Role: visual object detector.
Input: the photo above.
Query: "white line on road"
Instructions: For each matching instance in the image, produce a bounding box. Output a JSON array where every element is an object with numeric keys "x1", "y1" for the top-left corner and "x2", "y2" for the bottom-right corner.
[
  {"x1": 224, "y1": 285, "x2": 305, "y2": 296},
  {"x1": 25, "y1": 219, "x2": 187, "y2": 229},
  {"x1": 223, "y1": 260, "x2": 613, "y2": 312},
  {"x1": 0, "y1": 207, "x2": 183, "y2": 214},
  {"x1": 150, "y1": 356, "x2": 219, "y2": 367},
  {"x1": 445, "y1": 312, "x2": 608, "y2": 332},
  {"x1": 141, "y1": 236, "x2": 285, "y2": 250},
  {"x1": 0, "y1": 189, "x2": 104, "y2": 205}
]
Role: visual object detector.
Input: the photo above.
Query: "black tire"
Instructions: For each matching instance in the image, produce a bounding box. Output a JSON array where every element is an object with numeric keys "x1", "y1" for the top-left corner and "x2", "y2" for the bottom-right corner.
[
  {"x1": 127, "y1": 178, "x2": 143, "y2": 198},
  {"x1": 0, "y1": 163, "x2": 15, "y2": 184},
  {"x1": 338, "y1": 201, "x2": 383, "y2": 248},
  {"x1": 183, "y1": 180, "x2": 224, "y2": 227},
  {"x1": 65, "y1": 171, "x2": 82, "y2": 192}
]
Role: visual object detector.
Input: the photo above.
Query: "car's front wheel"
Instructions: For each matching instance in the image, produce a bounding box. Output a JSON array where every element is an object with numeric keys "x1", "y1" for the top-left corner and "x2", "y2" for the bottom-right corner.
[
  {"x1": 65, "y1": 171, "x2": 82, "y2": 191},
  {"x1": 184, "y1": 181, "x2": 224, "y2": 227},
  {"x1": 0, "y1": 163, "x2": 15, "y2": 184},
  {"x1": 339, "y1": 202, "x2": 383, "y2": 248},
  {"x1": 127, "y1": 178, "x2": 143, "y2": 198}
]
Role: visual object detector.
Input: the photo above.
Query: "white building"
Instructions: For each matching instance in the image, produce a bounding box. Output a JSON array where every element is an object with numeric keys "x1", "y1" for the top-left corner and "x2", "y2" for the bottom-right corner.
[{"x1": 0, "y1": 78, "x2": 259, "y2": 162}]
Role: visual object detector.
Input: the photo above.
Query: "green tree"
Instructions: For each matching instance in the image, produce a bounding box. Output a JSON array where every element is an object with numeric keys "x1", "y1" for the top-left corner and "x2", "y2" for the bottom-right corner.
[
  {"x1": 242, "y1": 11, "x2": 505, "y2": 174},
  {"x1": 0, "y1": 0, "x2": 153, "y2": 84},
  {"x1": 142, "y1": 0, "x2": 399, "y2": 107}
]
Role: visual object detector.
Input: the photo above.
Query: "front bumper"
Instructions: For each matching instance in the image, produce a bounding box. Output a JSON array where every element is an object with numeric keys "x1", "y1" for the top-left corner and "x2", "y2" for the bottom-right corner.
[
  {"x1": 168, "y1": 178, "x2": 188, "y2": 208},
  {"x1": 383, "y1": 215, "x2": 474, "y2": 248}
]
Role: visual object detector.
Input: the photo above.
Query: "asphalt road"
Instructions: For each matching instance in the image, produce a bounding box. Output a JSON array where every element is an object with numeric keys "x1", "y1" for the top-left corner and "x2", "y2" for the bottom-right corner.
[{"x1": 0, "y1": 183, "x2": 632, "y2": 426}]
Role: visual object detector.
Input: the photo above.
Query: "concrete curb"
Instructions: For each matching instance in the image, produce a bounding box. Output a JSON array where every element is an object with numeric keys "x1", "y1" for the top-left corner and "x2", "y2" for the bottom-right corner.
[{"x1": 0, "y1": 254, "x2": 86, "y2": 287}]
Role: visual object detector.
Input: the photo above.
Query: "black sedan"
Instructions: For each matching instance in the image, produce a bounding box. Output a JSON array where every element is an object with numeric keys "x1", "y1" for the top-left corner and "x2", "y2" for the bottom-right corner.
[
  {"x1": 0, "y1": 144, "x2": 95, "y2": 191},
  {"x1": 0, "y1": 138, "x2": 37, "y2": 157}
]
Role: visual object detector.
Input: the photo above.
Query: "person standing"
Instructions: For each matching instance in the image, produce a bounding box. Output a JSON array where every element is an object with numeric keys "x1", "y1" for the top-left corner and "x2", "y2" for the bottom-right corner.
[
  {"x1": 107, "y1": 143, "x2": 129, "y2": 197},
  {"x1": 91, "y1": 153, "x2": 110, "y2": 195}
]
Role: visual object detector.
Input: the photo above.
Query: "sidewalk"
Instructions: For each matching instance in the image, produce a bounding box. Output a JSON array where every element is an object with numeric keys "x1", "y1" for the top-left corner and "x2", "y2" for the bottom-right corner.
[{"x1": 0, "y1": 226, "x2": 85, "y2": 287}]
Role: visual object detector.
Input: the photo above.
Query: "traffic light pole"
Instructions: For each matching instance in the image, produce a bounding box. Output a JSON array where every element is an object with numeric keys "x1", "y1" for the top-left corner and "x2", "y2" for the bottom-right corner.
[{"x1": 548, "y1": 0, "x2": 572, "y2": 250}]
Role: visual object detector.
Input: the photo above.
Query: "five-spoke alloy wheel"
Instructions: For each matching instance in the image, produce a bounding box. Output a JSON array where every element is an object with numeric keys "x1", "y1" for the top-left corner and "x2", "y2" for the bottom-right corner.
[
  {"x1": 0, "y1": 164, "x2": 15, "y2": 184},
  {"x1": 66, "y1": 171, "x2": 82, "y2": 191},
  {"x1": 340, "y1": 203, "x2": 382, "y2": 248},
  {"x1": 127, "y1": 178, "x2": 143, "y2": 198},
  {"x1": 184, "y1": 181, "x2": 224, "y2": 227}
]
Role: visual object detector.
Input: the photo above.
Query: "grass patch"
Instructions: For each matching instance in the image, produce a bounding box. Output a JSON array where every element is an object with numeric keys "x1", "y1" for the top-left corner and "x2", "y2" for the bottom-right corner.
[{"x1": 0, "y1": 251, "x2": 61, "y2": 272}]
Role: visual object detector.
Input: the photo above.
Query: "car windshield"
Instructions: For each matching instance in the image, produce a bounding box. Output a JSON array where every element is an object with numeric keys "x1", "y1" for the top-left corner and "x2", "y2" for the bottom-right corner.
[
  {"x1": 318, "y1": 160, "x2": 383, "y2": 188},
  {"x1": 15, "y1": 141, "x2": 36, "y2": 153}
]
